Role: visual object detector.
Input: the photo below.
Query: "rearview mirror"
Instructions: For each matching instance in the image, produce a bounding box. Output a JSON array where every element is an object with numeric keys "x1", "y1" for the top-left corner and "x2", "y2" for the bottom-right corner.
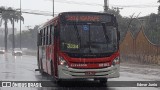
[
  {"x1": 37, "y1": 33, "x2": 41, "y2": 46},
  {"x1": 117, "y1": 31, "x2": 120, "y2": 41},
  {"x1": 54, "y1": 26, "x2": 59, "y2": 37}
]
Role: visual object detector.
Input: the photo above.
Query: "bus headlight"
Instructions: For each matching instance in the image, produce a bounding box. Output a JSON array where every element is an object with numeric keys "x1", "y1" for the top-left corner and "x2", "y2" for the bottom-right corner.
[
  {"x1": 59, "y1": 57, "x2": 68, "y2": 67},
  {"x1": 112, "y1": 56, "x2": 120, "y2": 66}
]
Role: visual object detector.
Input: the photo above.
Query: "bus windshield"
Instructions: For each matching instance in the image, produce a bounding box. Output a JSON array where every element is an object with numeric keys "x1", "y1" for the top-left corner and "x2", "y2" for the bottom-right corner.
[{"x1": 60, "y1": 23, "x2": 118, "y2": 54}]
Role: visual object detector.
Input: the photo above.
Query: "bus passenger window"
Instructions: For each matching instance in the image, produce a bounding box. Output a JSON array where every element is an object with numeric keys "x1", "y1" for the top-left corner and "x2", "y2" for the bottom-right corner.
[
  {"x1": 50, "y1": 25, "x2": 54, "y2": 44},
  {"x1": 48, "y1": 26, "x2": 50, "y2": 45},
  {"x1": 46, "y1": 26, "x2": 49, "y2": 45},
  {"x1": 41, "y1": 29, "x2": 43, "y2": 45},
  {"x1": 43, "y1": 29, "x2": 45, "y2": 45},
  {"x1": 54, "y1": 26, "x2": 58, "y2": 37},
  {"x1": 39, "y1": 30, "x2": 42, "y2": 45}
]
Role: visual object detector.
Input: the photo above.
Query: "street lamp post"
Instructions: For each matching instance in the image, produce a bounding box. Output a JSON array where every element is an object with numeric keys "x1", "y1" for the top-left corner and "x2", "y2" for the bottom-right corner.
[
  {"x1": 104, "y1": 0, "x2": 109, "y2": 12},
  {"x1": 53, "y1": 0, "x2": 54, "y2": 17}
]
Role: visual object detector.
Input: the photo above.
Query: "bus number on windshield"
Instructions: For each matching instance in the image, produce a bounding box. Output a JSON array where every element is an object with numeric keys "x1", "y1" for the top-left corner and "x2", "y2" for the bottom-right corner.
[
  {"x1": 63, "y1": 43, "x2": 79, "y2": 49},
  {"x1": 66, "y1": 43, "x2": 79, "y2": 49}
]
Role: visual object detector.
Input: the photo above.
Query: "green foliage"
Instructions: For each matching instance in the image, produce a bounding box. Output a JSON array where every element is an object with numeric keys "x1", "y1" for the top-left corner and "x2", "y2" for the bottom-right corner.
[
  {"x1": 0, "y1": 6, "x2": 24, "y2": 51},
  {"x1": 107, "y1": 9, "x2": 143, "y2": 41},
  {"x1": 158, "y1": 6, "x2": 160, "y2": 14},
  {"x1": 9, "y1": 26, "x2": 39, "y2": 49},
  {"x1": 158, "y1": 0, "x2": 160, "y2": 14},
  {"x1": 107, "y1": 8, "x2": 160, "y2": 44},
  {"x1": 0, "y1": 6, "x2": 14, "y2": 51},
  {"x1": 0, "y1": 6, "x2": 5, "y2": 14},
  {"x1": 144, "y1": 13, "x2": 160, "y2": 44}
]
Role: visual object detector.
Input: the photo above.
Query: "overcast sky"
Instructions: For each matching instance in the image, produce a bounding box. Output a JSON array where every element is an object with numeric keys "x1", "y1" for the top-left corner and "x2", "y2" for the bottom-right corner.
[{"x1": 0, "y1": 0, "x2": 159, "y2": 30}]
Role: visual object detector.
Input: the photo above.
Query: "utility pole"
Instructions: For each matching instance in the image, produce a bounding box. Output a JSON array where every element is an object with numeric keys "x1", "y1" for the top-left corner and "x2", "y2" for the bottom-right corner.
[
  {"x1": 20, "y1": 0, "x2": 22, "y2": 49},
  {"x1": 112, "y1": 7, "x2": 123, "y2": 14},
  {"x1": 53, "y1": 0, "x2": 54, "y2": 17},
  {"x1": 104, "y1": 0, "x2": 109, "y2": 12}
]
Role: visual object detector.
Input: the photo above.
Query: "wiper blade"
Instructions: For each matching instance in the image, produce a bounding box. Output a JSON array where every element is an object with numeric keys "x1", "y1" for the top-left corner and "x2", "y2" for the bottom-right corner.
[
  {"x1": 102, "y1": 23, "x2": 109, "y2": 43},
  {"x1": 73, "y1": 24, "x2": 81, "y2": 49}
]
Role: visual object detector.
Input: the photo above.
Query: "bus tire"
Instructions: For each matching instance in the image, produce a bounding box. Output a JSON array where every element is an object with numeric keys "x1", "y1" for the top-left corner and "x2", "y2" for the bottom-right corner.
[
  {"x1": 53, "y1": 78, "x2": 61, "y2": 84},
  {"x1": 51, "y1": 60, "x2": 58, "y2": 83},
  {"x1": 50, "y1": 60, "x2": 54, "y2": 76},
  {"x1": 40, "y1": 58, "x2": 46, "y2": 75},
  {"x1": 55, "y1": 79, "x2": 62, "y2": 85},
  {"x1": 99, "y1": 78, "x2": 108, "y2": 85}
]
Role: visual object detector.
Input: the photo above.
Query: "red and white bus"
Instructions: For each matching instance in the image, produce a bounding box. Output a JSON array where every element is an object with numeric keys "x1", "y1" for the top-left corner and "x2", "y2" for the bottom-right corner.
[{"x1": 37, "y1": 12, "x2": 120, "y2": 84}]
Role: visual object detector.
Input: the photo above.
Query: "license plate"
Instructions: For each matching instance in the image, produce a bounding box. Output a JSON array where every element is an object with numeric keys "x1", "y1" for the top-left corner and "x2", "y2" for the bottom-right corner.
[{"x1": 85, "y1": 71, "x2": 96, "y2": 76}]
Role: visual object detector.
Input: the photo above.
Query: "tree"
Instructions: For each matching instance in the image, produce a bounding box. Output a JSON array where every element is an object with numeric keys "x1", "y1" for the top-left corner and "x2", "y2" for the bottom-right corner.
[
  {"x1": 0, "y1": 6, "x2": 24, "y2": 51},
  {"x1": 158, "y1": 0, "x2": 160, "y2": 14},
  {"x1": 0, "y1": 7, "x2": 13, "y2": 51},
  {"x1": 9, "y1": 25, "x2": 39, "y2": 49},
  {"x1": 0, "y1": 7, "x2": 5, "y2": 26},
  {"x1": 145, "y1": 13, "x2": 160, "y2": 44},
  {"x1": 10, "y1": 10, "x2": 24, "y2": 51}
]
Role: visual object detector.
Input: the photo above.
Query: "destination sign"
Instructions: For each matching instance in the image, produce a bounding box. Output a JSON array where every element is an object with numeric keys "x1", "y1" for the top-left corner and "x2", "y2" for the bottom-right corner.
[
  {"x1": 61, "y1": 13, "x2": 112, "y2": 23},
  {"x1": 66, "y1": 16, "x2": 100, "y2": 22}
]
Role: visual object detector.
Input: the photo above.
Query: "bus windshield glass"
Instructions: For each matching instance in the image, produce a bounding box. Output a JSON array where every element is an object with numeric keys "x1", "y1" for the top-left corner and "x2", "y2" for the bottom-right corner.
[{"x1": 60, "y1": 23, "x2": 118, "y2": 54}]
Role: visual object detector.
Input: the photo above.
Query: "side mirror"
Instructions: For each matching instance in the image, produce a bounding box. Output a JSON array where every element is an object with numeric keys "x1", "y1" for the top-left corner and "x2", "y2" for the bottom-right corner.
[
  {"x1": 54, "y1": 26, "x2": 59, "y2": 37},
  {"x1": 54, "y1": 30, "x2": 59, "y2": 37},
  {"x1": 117, "y1": 31, "x2": 120, "y2": 41},
  {"x1": 37, "y1": 33, "x2": 41, "y2": 46}
]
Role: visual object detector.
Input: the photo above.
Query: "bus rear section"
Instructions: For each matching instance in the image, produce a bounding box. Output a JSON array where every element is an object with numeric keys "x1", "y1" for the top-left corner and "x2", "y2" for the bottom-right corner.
[{"x1": 37, "y1": 12, "x2": 120, "y2": 84}]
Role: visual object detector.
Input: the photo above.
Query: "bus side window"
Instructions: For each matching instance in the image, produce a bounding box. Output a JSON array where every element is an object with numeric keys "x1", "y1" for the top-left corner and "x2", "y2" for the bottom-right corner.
[
  {"x1": 38, "y1": 30, "x2": 42, "y2": 46},
  {"x1": 40, "y1": 30, "x2": 42, "y2": 45},
  {"x1": 43, "y1": 28, "x2": 45, "y2": 45},
  {"x1": 48, "y1": 26, "x2": 50, "y2": 45},
  {"x1": 41, "y1": 29, "x2": 43, "y2": 45},
  {"x1": 46, "y1": 26, "x2": 49, "y2": 45},
  {"x1": 50, "y1": 25, "x2": 54, "y2": 44}
]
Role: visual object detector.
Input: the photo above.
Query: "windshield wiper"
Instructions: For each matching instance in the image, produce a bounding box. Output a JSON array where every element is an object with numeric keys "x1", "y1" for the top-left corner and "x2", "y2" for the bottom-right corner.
[
  {"x1": 102, "y1": 23, "x2": 110, "y2": 50},
  {"x1": 102, "y1": 23, "x2": 110, "y2": 43},
  {"x1": 73, "y1": 24, "x2": 81, "y2": 49}
]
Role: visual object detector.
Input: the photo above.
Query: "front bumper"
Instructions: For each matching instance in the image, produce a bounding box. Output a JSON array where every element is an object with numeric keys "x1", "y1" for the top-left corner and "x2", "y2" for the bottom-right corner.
[{"x1": 58, "y1": 65, "x2": 120, "y2": 79}]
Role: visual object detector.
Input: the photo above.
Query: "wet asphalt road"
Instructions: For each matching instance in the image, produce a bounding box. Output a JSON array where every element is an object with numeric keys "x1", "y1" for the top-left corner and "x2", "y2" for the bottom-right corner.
[{"x1": 0, "y1": 53, "x2": 160, "y2": 90}]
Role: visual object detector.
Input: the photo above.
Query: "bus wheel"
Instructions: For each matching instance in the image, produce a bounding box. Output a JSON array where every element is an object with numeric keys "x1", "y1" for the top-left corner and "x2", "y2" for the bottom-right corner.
[
  {"x1": 50, "y1": 60, "x2": 54, "y2": 76},
  {"x1": 99, "y1": 78, "x2": 108, "y2": 85},
  {"x1": 39, "y1": 58, "x2": 43, "y2": 73},
  {"x1": 53, "y1": 78, "x2": 62, "y2": 85},
  {"x1": 56, "y1": 79, "x2": 63, "y2": 85},
  {"x1": 40, "y1": 58, "x2": 46, "y2": 75},
  {"x1": 50, "y1": 60, "x2": 58, "y2": 83}
]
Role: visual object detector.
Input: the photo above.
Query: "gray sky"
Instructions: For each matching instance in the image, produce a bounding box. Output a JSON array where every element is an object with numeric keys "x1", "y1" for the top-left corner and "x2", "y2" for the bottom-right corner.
[{"x1": 0, "y1": 0, "x2": 159, "y2": 30}]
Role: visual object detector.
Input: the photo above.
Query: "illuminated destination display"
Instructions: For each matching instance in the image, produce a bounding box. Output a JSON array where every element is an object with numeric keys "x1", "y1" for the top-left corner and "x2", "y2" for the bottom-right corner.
[
  {"x1": 61, "y1": 13, "x2": 112, "y2": 23},
  {"x1": 66, "y1": 16, "x2": 100, "y2": 22}
]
